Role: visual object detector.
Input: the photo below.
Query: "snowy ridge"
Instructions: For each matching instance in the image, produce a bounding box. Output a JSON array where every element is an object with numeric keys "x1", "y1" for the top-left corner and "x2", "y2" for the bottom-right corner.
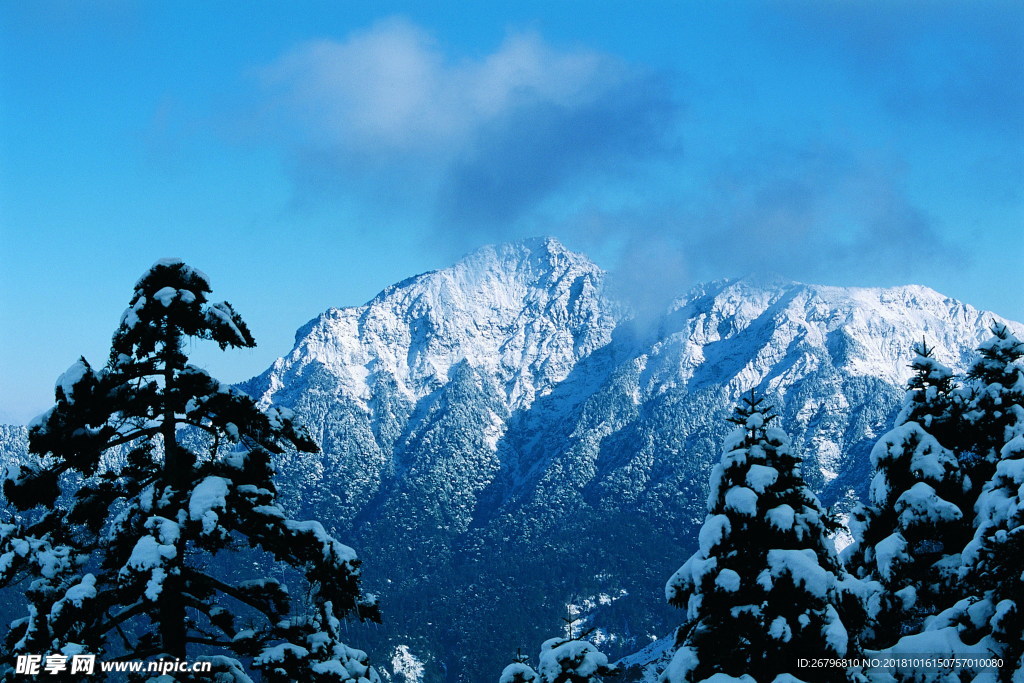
[
  {"x1": 255, "y1": 241, "x2": 1015, "y2": 432},
  {"x1": 252, "y1": 237, "x2": 617, "y2": 414},
  {"x1": 636, "y1": 279, "x2": 1019, "y2": 481},
  {"x1": 654, "y1": 278, "x2": 1006, "y2": 394},
  {"x1": 248, "y1": 240, "x2": 1018, "y2": 497},
  {"x1": 230, "y1": 238, "x2": 1022, "y2": 680}
]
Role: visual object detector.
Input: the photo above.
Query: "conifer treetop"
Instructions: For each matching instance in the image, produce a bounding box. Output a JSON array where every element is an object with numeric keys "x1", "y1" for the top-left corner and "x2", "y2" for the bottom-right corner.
[
  {"x1": 861, "y1": 326, "x2": 1024, "y2": 680},
  {"x1": 500, "y1": 661, "x2": 540, "y2": 683},
  {"x1": 114, "y1": 258, "x2": 254, "y2": 358},
  {"x1": 0, "y1": 259, "x2": 380, "y2": 682},
  {"x1": 663, "y1": 391, "x2": 862, "y2": 683},
  {"x1": 537, "y1": 635, "x2": 616, "y2": 683},
  {"x1": 896, "y1": 339, "x2": 956, "y2": 427}
]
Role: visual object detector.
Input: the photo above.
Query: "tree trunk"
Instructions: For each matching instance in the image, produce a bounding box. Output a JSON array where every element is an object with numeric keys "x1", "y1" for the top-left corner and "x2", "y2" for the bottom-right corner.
[{"x1": 158, "y1": 325, "x2": 187, "y2": 659}]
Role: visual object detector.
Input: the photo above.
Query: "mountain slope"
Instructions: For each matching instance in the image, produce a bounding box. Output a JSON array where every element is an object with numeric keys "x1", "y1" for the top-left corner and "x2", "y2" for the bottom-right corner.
[
  {"x1": 2, "y1": 238, "x2": 1017, "y2": 680},
  {"x1": 238, "y1": 238, "x2": 1018, "y2": 680}
]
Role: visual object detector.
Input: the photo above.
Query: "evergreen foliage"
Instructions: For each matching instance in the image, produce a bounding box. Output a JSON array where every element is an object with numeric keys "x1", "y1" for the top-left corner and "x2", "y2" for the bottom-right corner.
[
  {"x1": 0, "y1": 260, "x2": 380, "y2": 681},
  {"x1": 897, "y1": 340, "x2": 959, "y2": 438},
  {"x1": 843, "y1": 342, "x2": 969, "y2": 648},
  {"x1": 956, "y1": 429, "x2": 1024, "y2": 681},
  {"x1": 890, "y1": 326, "x2": 1024, "y2": 682},
  {"x1": 499, "y1": 649, "x2": 540, "y2": 683},
  {"x1": 535, "y1": 635, "x2": 616, "y2": 683},
  {"x1": 957, "y1": 323, "x2": 1024, "y2": 499},
  {"x1": 500, "y1": 627, "x2": 615, "y2": 683},
  {"x1": 662, "y1": 391, "x2": 863, "y2": 683},
  {"x1": 957, "y1": 325, "x2": 1024, "y2": 679}
]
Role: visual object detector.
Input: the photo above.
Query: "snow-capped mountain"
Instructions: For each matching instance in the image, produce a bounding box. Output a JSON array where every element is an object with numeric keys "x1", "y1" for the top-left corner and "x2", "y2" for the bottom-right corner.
[
  {"x1": 235, "y1": 237, "x2": 1019, "y2": 680},
  {"x1": 254, "y1": 237, "x2": 617, "y2": 414},
  {"x1": 3, "y1": 237, "x2": 1018, "y2": 680}
]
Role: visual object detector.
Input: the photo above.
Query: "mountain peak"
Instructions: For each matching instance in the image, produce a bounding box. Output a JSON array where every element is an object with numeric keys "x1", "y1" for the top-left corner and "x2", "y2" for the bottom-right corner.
[
  {"x1": 253, "y1": 236, "x2": 617, "y2": 412},
  {"x1": 254, "y1": 238, "x2": 1022, "y2": 436},
  {"x1": 486, "y1": 235, "x2": 575, "y2": 259},
  {"x1": 451, "y1": 236, "x2": 597, "y2": 283},
  {"x1": 229, "y1": 243, "x2": 1023, "y2": 680}
]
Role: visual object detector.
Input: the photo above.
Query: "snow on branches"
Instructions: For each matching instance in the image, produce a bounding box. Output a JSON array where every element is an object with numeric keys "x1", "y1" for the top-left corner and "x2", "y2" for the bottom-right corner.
[
  {"x1": 663, "y1": 391, "x2": 863, "y2": 683},
  {"x1": 0, "y1": 259, "x2": 380, "y2": 682}
]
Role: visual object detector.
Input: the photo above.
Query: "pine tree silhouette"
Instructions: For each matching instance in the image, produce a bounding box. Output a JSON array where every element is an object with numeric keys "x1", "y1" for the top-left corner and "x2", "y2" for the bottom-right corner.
[{"x1": 1, "y1": 260, "x2": 381, "y2": 682}]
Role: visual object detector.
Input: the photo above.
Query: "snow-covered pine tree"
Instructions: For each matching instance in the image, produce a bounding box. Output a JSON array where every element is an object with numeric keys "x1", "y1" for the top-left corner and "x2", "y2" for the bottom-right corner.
[
  {"x1": 950, "y1": 427, "x2": 1024, "y2": 681},
  {"x1": 535, "y1": 634, "x2": 615, "y2": 683},
  {"x1": 858, "y1": 326, "x2": 1024, "y2": 682},
  {"x1": 898, "y1": 340, "x2": 959, "y2": 442},
  {"x1": 498, "y1": 634, "x2": 614, "y2": 683},
  {"x1": 957, "y1": 323, "x2": 1024, "y2": 500},
  {"x1": 0, "y1": 259, "x2": 380, "y2": 681},
  {"x1": 500, "y1": 611, "x2": 615, "y2": 683},
  {"x1": 662, "y1": 391, "x2": 863, "y2": 683},
  {"x1": 956, "y1": 325, "x2": 1024, "y2": 680},
  {"x1": 843, "y1": 342, "x2": 970, "y2": 649},
  {"x1": 499, "y1": 649, "x2": 540, "y2": 683},
  {"x1": 905, "y1": 325, "x2": 1024, "y2": 681}
]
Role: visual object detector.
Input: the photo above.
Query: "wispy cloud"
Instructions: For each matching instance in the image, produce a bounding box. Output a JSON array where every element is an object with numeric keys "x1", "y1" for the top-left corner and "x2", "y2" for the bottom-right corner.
[
  {"x1": 686, "y1": 143, "x2": 951, "y2": 282},
  {"x1": 768, "y1": 1, "x2": 1024, "y2": 131},
  {"x1": 252, "y1": 18, "x2": 679, "y2": 238},
  {"x1": 245, "y1": 14, "x2": 977, "y2": 318},
  {"x1": 553, "y1": 140, "x2": 955, "y2": 317}
]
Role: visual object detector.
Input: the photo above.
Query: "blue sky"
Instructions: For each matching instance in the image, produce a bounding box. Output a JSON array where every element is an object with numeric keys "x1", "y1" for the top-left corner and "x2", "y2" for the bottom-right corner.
[{"x1": 1, "y1": 1, "x2": 1022, "y2": 423}]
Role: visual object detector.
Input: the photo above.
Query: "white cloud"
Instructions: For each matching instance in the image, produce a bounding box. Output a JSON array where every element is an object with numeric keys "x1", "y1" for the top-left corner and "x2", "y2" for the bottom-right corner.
[{"x1": 259, "y1": 18, "x2": 632, "y2": 164}]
